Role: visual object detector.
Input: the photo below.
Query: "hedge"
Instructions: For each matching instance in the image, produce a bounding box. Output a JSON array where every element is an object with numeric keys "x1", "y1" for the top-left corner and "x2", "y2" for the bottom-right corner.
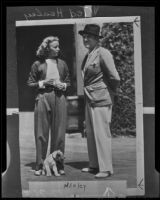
[{"x1": 101, "y1": 22, "x2": 136, "y2": 137}]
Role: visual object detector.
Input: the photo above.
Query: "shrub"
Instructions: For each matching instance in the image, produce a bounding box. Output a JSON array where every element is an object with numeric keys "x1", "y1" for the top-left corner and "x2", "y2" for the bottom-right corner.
[{"x1": 101, "y1": 22, "x2": 136, "y2": 137}]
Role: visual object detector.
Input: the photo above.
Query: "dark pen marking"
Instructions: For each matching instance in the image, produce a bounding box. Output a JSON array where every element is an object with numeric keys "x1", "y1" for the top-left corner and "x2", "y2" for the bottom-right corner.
[
  {"x1": 138, "y1": 178, "x2": 144, "y2": 190},
  {"x1": 133, "y1": 17, "x2": 140, "y2": 27},
  {"x1": 92, "y1": 6, "x2": 100, "y2": 16}
]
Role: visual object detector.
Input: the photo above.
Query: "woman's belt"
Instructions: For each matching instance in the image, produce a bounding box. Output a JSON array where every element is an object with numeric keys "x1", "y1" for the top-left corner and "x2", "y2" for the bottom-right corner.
[{"x1": 38, "y1": 86, "x2": 62, "y2": 93}]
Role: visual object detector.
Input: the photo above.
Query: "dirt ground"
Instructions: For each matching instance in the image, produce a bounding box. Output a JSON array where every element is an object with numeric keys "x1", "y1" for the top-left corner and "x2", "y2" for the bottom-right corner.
[{"x1": 19, "y1": 112, "x2": 136, "y2": 192}]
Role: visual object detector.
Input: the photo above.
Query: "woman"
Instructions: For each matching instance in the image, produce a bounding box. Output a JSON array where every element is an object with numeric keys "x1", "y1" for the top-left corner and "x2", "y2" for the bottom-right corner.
[
  {"x1": 27, "y1": 36, "x2": 71, "y2": 176},
  {"x1": 79, "y1": 24, "x2": 120, "y2": 178}
]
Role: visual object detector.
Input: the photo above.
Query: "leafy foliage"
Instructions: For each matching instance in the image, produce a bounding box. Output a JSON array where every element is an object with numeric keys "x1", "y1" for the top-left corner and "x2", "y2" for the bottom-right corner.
[{"x1": 101, "y1": 23, "x2": 136, "y2": 136}]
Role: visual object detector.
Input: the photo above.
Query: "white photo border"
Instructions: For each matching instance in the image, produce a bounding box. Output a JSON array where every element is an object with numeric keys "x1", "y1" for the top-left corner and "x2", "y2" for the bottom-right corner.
[{"x1": 16, "y1": 16, "x2": 144, "y2": 197}]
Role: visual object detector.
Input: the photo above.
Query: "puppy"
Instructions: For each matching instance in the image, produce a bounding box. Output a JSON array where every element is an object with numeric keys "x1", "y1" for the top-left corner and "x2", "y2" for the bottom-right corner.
[{"x1": 42, "y1": 150, "x2": 64, "y2": 177}]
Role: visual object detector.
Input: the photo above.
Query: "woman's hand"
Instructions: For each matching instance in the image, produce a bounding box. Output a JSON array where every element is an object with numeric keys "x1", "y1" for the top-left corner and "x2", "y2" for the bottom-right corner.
[
  {"x1": 43, "y1": 79, "x2": 54, "y2": 86},
  {"x1": 54, "y1": 80, "x2": 65, "y2": 90},
  {"x1": 41, "y1": 79, "x2": 65, "y2": 90}
]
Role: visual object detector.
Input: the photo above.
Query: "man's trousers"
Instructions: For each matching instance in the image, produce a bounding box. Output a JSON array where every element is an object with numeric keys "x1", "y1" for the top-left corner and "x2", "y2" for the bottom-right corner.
[
  {"x1": 34, "y1": 91, "x2": 66, "y2": 167},
  {"x1": 85, "y1": 101, "x2": 113, "y2": 174}
]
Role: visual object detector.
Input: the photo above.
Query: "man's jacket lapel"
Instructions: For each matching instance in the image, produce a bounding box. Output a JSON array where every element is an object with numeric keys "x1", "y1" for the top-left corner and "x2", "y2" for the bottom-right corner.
[{"x1": 84, "y1": 47, "x2": 99, "y2": 76}]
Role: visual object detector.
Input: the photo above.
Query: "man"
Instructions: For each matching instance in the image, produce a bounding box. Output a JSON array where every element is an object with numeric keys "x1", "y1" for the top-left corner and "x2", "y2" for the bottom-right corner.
[{"x1": 79, "y1": 24, "x2": 120, "y2": 178}]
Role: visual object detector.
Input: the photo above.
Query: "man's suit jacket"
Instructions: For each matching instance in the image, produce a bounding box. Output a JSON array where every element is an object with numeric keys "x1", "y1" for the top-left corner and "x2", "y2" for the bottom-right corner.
[
  {"x1": 81, "y1": 46, "x2": 120, "y2": 107},
  {"x1": 27, "y1": 58, "x2": 71, "y2": 99}
]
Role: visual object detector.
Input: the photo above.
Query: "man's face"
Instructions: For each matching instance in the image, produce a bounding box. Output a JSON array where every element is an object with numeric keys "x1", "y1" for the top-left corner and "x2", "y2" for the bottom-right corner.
[
  {"x1": 48, "y1": 40, "x2": 60, "y2": 58},
  {"x1": 82, "y1": 34, "x2": 98, "y2": 51}
]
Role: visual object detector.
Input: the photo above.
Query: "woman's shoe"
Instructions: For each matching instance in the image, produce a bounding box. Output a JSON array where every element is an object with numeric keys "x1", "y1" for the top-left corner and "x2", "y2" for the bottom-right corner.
[
  {"x1": 59, "y1": 170, "x2": 65, "y2": 175},
  {"x1": 95, "y1": 171, "x2": 112, "y2": 178},
  {"x1": 34, "y1": 169, "x2": 42, "y2": 176},
  {"x1": 82, "y1": 167, "x2": 99, "y2": 173},
  {"x1": 34, "y1": 163, "x2": 43, "y2": 176}
]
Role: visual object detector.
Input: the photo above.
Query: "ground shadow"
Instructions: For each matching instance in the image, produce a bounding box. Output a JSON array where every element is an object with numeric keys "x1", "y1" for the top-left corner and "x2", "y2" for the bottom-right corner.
[
  {"x1": 25, "y1": 161, "x2": 89, "y2": 171},
  {"x1": 65, "y1": 161, "x2": 89, "y2": 170},
  {"x1": 25, "y1": 162, "x2": 36, "y2": 170}
]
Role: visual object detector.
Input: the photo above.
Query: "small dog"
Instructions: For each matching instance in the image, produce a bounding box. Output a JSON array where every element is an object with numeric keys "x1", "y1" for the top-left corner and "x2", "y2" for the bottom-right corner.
[{"x1": 42, "y1": 150, "x2": 64, "y2": 177}]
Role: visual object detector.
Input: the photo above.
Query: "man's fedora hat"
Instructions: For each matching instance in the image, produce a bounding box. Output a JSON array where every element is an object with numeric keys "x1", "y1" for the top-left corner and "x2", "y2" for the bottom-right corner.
[{"x1": 79, "y1": 24, "x2": 103, "y2": 39}]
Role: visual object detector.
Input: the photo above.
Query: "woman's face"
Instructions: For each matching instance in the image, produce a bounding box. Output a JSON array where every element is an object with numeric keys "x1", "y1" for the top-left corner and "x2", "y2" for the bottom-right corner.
[
  {"x1": 82, "y1": 34, "x2": 99, "y2": 51},
  {"x1": 48, "y1": 40, "x2": 60, "y2": 58}
]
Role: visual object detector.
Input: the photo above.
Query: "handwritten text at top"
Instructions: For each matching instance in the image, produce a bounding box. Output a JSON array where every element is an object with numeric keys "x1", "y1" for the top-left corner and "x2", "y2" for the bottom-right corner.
[{"x1": 24, "y1": 8, "x2": 84, "y2": 20}]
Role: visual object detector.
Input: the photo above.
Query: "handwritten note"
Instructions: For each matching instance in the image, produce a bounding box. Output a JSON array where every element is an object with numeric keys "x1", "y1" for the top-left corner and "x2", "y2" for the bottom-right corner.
[
  {"x1": 29, "y1": 180, "x2": 127, "y2": 197},
  {"x1": 64, "y1": 182, "x2": 86, "y2": 192},
  {"x1": 24, "y1": 7, "x2": 84, "y2": 20}
]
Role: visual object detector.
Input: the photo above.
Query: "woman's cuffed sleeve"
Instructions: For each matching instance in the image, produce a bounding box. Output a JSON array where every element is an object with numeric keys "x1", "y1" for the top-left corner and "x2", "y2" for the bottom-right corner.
[
  {"x1": 63, "y1": 61, "x2": 71, "y2": 88},
  {"x1": 27, "y1": 61, "x2": 40, "y2": 88}
]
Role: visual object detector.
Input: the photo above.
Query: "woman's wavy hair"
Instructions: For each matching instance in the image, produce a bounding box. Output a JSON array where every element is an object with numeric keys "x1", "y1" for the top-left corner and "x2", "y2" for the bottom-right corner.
[{"x1": 36, "y1": 36, "x2": 59, "y2": 59}]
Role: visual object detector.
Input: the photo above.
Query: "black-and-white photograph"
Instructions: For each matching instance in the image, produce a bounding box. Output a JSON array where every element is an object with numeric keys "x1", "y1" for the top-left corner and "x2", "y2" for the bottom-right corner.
[{"x1": 15, "y1": 16, "x2": 144, "y2": 197}]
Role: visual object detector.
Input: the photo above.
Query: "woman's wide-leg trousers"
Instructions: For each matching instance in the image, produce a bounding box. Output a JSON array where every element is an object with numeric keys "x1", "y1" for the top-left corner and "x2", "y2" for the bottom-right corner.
[{"x1": 34, "y1": 91, "x2": 66, "y2": 167}]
